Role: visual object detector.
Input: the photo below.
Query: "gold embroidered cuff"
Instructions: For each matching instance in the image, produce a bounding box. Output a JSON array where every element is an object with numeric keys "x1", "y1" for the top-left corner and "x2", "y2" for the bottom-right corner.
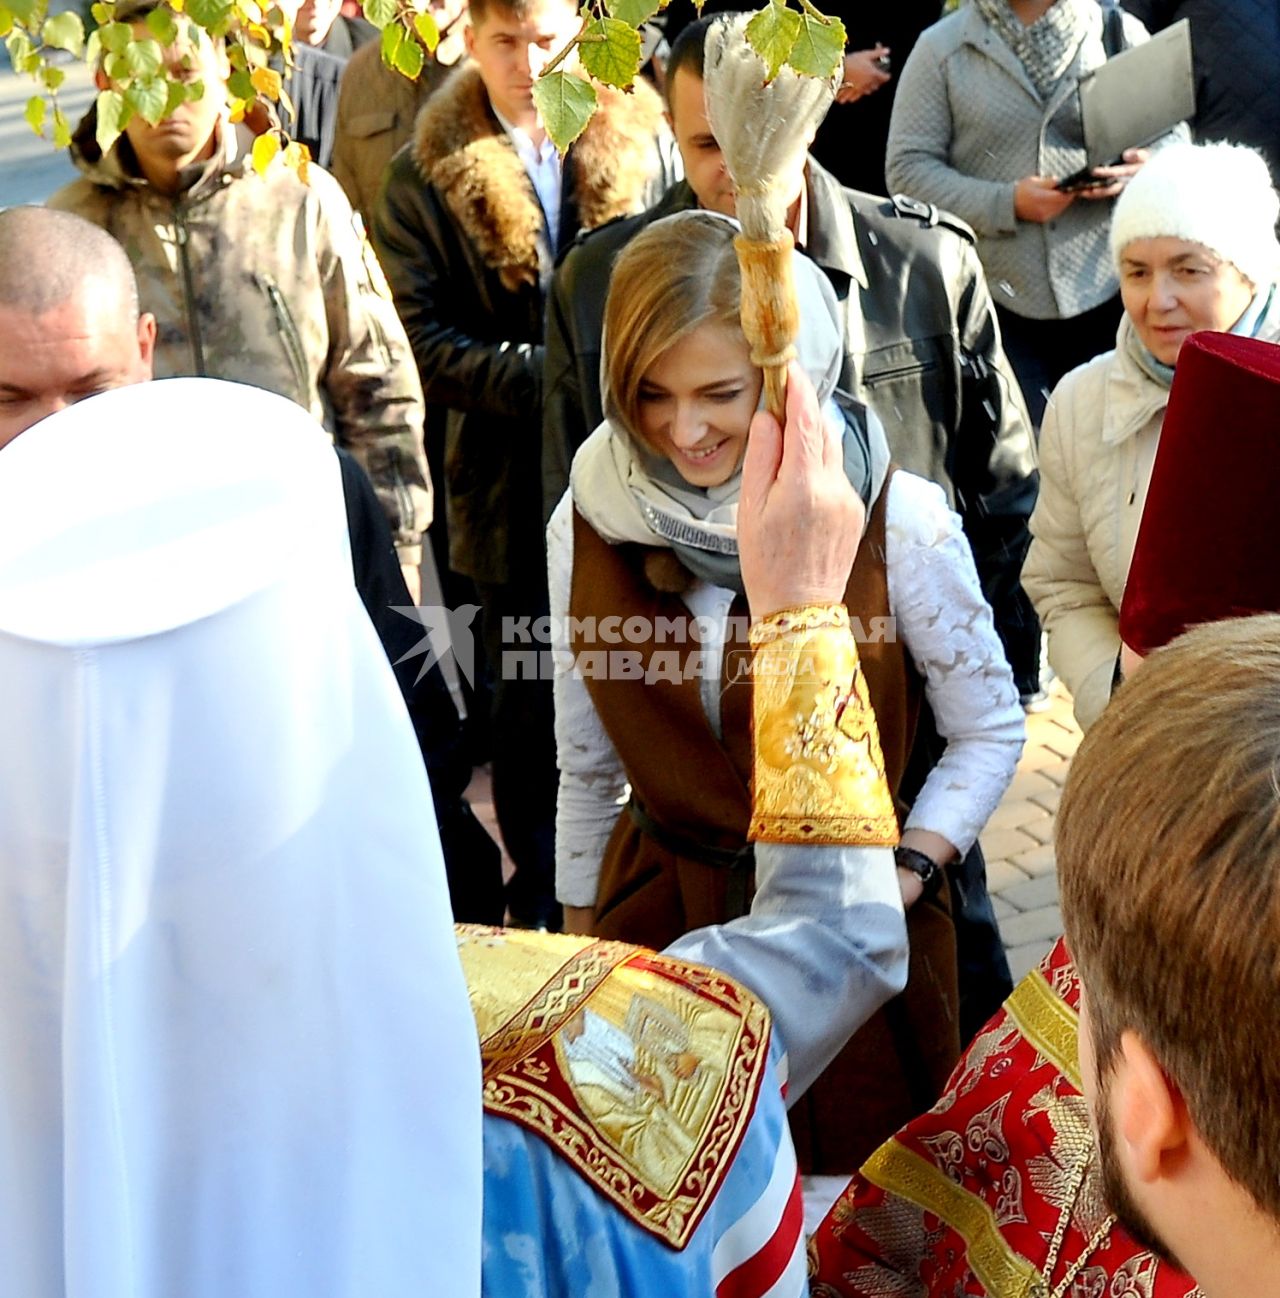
[
  {"x1": 749, "y1": 604, "x2": 899, "y2": 846},
  {"x1": 748, "y1": 603, "x2": 850, "y2": 646}
]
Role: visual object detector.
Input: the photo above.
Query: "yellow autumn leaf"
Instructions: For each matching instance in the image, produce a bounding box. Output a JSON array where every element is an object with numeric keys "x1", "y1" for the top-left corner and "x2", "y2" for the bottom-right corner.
[
  {"x1": 250, "y1": 64, "x2": 282, "y2": 100},
  {"x1": 284, "y1": 138, "x2": 311, "y2": 184},
  {"x1": 252, "y1": 130, "x2": 281, "y2": 175}
]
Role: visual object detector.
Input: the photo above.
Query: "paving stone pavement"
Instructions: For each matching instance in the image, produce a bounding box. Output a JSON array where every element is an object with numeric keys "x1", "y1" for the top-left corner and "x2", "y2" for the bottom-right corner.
[{"x1": 983, "y1": 679, "x2": 1082, "y2": 983}]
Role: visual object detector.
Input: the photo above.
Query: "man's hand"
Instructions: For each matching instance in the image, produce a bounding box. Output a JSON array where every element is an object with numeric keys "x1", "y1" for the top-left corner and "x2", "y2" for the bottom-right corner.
[
  {"x1": 1078, "y1": 147, "x2": 1151, "y2": 201},
  {"x1": 401, "y1": 562, "x2": 422, "y2": 605},
  {"x1": 836, "y1": 46, "x2": 891, "y2": 103},
  {"x1": 739, "y1": 362, "x2": 865, "y2": 621},
  {"x1": 1014, "y1": 176, "x2": 1077, "y2": 223}
]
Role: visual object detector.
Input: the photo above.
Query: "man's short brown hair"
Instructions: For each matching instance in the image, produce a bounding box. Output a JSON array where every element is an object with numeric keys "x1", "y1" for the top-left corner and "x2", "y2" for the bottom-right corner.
[
  {"x1": 1059, "y1": 613, "x2": 1280, "y2": 1221},
  {"x1": 468, "y1": 0, "x2": 568, "y2": 28}
]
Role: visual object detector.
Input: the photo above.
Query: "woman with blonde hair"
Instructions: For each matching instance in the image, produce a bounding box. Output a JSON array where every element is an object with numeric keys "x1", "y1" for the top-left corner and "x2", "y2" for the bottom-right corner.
[{"x1": 548, "y1": 210, "x2": 1024, "y2": 1173}]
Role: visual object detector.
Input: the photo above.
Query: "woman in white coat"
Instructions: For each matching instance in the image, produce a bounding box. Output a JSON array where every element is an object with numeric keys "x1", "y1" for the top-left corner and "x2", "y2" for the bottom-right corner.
[{"x1": 1023, "y1": 141, "x2": 1280, "y2": 730}]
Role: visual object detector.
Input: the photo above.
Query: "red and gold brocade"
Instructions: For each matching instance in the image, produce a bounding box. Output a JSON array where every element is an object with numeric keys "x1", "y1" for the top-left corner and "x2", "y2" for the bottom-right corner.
[{"x1": 809, "y1": 938, "x2": 1202, "y2": 1298}]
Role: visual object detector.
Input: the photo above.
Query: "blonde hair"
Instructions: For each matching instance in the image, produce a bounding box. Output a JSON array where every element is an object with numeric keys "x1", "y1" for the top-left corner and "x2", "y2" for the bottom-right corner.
[
  {"x1": 1059, "y1": 614, "x2": 1280, "y2": 1220},
  {"x1": 603, "y1": 213, "x2": 744, "y2": 450}
]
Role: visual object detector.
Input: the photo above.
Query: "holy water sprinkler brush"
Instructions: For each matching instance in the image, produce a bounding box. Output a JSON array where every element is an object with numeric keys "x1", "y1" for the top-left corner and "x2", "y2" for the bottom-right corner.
[{"x1": 703, "y1": 13, "x2": 838, "y2": 420}]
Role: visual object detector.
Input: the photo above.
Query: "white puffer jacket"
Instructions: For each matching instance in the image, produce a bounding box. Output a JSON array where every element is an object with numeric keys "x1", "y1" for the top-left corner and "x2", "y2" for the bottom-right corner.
[{"x1": 1023, "y1": 302, "x2": 1280, "y2": 730}]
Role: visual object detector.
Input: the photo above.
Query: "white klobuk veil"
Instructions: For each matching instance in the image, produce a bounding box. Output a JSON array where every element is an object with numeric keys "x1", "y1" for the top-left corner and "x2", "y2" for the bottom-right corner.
[{"x1": 0, "y1": 379, "x2": 481, "y2": 1298}]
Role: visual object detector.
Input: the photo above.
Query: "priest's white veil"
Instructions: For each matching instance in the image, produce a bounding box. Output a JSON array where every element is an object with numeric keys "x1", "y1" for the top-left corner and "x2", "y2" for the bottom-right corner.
[{"x1": 0, "y1": 379, "x2": 482, "y2": 1298}]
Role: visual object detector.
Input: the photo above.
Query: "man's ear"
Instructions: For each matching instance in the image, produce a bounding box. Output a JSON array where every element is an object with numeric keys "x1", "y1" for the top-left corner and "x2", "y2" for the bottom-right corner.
[
  {"x1": 136, "y1": 312, "x2": 158, "y2": 378},
  {"x1": 1115, "y1": 1030, "x2": 1193, "y2": 1184},
  {"x1": 463, "y1": 20, "x2": 477, "y2": 57},
  {"x1": 94, "y1": 65, "x2": 110, "y2": 91}
]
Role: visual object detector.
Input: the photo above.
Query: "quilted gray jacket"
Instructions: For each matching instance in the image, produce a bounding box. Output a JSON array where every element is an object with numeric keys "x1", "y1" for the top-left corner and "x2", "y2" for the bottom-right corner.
[{"x1": 886, "y1": 3, "x2": 1185, "y2": 321}]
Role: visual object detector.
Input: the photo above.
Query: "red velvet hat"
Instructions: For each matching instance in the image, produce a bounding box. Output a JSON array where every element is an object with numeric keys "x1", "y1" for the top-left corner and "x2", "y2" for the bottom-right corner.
[{"x1": 1120, "y1": 331, "x2": 1280, "y2": 655}]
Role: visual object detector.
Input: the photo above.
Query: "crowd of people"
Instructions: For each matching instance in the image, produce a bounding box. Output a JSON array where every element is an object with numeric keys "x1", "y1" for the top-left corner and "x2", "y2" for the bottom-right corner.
[{"x1": 3, "y1": 0, "x2": 1280, "y2": 1293}]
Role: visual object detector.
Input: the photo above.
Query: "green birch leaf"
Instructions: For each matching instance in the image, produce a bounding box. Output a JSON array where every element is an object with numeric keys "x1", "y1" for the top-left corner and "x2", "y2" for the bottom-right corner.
[
  {"x1": 184, "y1": 0, "x2": 230, "y2": 32},
  {"x1": 99, "y1": 19, "x2": 131, "y2": 51},
  {"x1": 578, "y1": 16, "x2": 641, "y2": 89},
  {"x1": 123, "y1": 36, "x2": 163, "y2": 77},
  {"x1": 605, "y1": 0, "x2": 659, "y2": 29},
  {"x1": 40, "y1": 8, "x2": 83, "y2": 52},
  {"x1": 227, "y1": 66, "x2": 254, "y2": 99},
  {"x1": 786, "y1": 11, "x2": 845, "y2": 80},
  {"x1": 5, "y1": 0, "x2": 35, "y2": 23},
  {"x1": 6, "y1": 27, "x2": 40, "y2": 72},
  {"x1": 41, "y1": 61, "x2": 65, "y2": 89},
  {"x1": 53, "y1": 105, "x2": 71, "y2": 148},
  {"x1": 104, "y1": 49, "x2": 130, "y2": 80},
  {"x1": 364, "y1": 0, "x2": 397, "y2": 30},
  {"x1": 745, "y1": 1, "x2": 800, "y2": 83},
  {"x1": 95, "y1": 87, "x2": 129, "y2": 153},
  {"x1": 532, "y1": 70, "x2": 597, "y2": 154},
  {"x1": 392, "y1": 28, "x2": 424, "y2": 78},
  {"x1": 412, "y1": 9, "x2": 437, "y2": 52},
  {"x1": 24, "y1": 93, "x2": 45, "y2": 136},
  {"x1": 0, "y1": 9, "x2": 13, "y2": 39},
  {"x1": 145, "y1": 4, "x2": 178, "y2": 44},
  {"x1": 163, "y1": 75, "x2": 188, "y2": 116},
  {"x1": 379, "y1": 18, "x2": 401, "y2": 65},
  {"x1": 125, "y1": 73, "x2": 169, "y2": 123},
  {"x1": 90, "y1": 2, "x2": 114, "y2": 24}
]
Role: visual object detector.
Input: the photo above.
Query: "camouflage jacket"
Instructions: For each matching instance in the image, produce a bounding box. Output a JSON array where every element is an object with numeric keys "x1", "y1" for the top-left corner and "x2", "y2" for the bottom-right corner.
[{"x1": 50, "y1": 115, "x2": 431, "y2": 562}]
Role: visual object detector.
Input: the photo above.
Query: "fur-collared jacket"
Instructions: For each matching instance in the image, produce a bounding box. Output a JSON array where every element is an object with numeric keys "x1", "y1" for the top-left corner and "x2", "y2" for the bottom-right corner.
[{"x1": 372, "y1": 63, "x2": 678, "y2": 586}]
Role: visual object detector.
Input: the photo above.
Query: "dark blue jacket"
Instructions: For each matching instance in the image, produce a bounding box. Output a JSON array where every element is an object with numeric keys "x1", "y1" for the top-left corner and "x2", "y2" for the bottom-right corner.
[{"x1": 1122, "y1": 0, "x2": 1280, "y2": 184}]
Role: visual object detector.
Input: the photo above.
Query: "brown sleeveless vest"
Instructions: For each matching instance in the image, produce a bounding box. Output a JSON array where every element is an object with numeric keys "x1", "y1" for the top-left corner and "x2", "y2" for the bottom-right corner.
[{"x1": 568, "y1": 475, "x2": 961, "y2": 1172}]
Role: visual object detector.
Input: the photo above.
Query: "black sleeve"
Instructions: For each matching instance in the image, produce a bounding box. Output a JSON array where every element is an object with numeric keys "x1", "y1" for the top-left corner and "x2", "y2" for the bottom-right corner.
[
  {"x1": 1119, "y1": 0, "x2": 1175, "y2": 30},
  {"x1": 337, "y1": 449, "x2": 470, "y2": 802},
  {"x1": 541, "y1": 249, "x2": 593, "y2": 524},
  {"x1": 371, "y1": 151, "x2": 544, "y2": 419}
]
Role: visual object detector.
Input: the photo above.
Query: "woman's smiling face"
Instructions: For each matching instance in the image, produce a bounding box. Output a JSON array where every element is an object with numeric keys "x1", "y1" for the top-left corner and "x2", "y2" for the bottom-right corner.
[{"x1": 636, "y1": 321, "x2": 763, "y2": 488}]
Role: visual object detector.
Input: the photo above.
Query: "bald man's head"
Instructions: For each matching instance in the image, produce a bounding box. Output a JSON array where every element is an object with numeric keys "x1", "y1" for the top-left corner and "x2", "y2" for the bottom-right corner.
[
  {"x1": 0, "y1": 207, "x2": 155, "y2": 452},
  {"x1": 0, "y1": 206, "x2": 141, "y2": 320}
]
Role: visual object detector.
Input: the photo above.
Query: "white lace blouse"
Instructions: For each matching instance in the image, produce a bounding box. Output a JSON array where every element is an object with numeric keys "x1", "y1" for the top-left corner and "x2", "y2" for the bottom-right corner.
[{"x1": 549, "y1": 469, "x2": 1025, "y2": 909}]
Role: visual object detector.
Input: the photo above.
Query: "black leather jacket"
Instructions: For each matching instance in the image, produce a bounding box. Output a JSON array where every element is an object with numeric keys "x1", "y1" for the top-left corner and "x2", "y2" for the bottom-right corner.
[{"x1": 542, "y1": 160, "x2": 1038, "y2": 546}]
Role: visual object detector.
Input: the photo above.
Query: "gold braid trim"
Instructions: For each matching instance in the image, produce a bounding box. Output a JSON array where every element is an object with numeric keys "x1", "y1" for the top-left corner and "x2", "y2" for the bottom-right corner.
[
  {"x1": 749, "y1": 603, "x2": 900, "y2": 845},
  {"x1": 1006, "y1": 969, "x2": 1082, "y2": 1091},
  {"x1": 862, "y1": 1141, "x2": 1045, "y2": 1297},
  {"x1": 747, "y1": 603, "x2": 850, "y2": 646}
]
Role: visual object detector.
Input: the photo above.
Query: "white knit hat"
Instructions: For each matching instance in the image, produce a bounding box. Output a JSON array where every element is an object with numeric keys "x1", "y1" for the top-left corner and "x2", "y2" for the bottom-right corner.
[{"x1": 1110, "y1": 141, "x2": 1280, "y2": 288}]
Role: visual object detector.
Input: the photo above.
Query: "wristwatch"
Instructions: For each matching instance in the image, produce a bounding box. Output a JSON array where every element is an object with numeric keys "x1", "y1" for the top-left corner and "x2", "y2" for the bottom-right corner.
[{"x1": 893, "y1": 845, "x2": 945, "y2": 900}]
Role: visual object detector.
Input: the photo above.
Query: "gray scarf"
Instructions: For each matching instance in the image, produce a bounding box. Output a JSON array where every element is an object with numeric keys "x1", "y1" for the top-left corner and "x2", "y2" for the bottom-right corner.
[
  {"x1": 571, "y1": 211, "x2": 890, "y2": 594},
  {"x1": 974, "y1": 0, "x2": 1095, "y2": 99}
]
